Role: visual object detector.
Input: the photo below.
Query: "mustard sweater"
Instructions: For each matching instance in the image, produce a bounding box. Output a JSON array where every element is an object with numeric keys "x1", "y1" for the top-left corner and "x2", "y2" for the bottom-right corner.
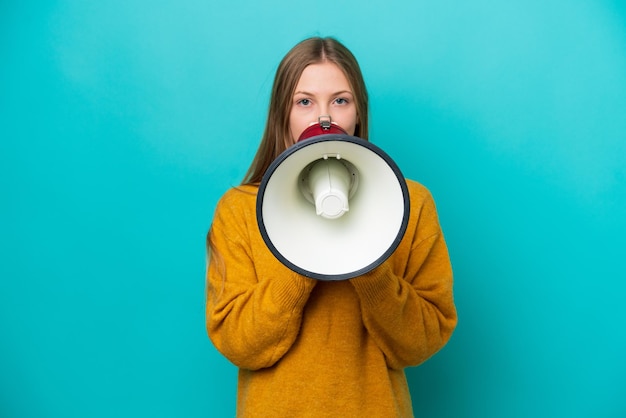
[{"x1": 206, "y1": 180, "x2": 457, "y2": 417}]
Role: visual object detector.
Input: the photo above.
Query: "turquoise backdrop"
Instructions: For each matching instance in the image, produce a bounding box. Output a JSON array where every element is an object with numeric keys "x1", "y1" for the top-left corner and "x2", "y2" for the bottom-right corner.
[{"x1": 2, "y1": 1, "x2": 625, "y2": 417}]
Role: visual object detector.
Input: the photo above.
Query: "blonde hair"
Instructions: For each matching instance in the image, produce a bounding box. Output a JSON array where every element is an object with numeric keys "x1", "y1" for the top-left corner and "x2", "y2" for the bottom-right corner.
[{"x1": 242, "y1": 37, "x2": 369, "y2": 185}]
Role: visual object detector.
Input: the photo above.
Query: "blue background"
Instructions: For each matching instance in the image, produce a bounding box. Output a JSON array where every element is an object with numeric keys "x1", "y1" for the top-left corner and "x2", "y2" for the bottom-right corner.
[{"x1": 2, "y1": 1, "x2": 625, "y2": 417}]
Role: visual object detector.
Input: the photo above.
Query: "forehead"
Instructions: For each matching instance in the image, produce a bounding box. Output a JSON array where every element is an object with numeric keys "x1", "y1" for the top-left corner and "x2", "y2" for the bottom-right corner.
[{"x1": 295, "y1": 62, "x2": 352, "y2": 92}]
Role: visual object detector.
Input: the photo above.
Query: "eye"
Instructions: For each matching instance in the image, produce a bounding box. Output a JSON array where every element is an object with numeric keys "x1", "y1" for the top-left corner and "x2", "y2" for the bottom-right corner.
[
  {"x1": 334, "y1": 97, "x2": 349, "y2": 105},
  {"x1": 297, "y1": 98, "x2": 312, "y2": 106}
]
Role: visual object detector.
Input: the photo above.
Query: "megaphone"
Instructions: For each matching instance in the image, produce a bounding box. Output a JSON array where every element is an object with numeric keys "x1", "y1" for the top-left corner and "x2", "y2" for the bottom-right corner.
[{"x1": 256, "y1": 120, "x2": 410, "y2": 281}]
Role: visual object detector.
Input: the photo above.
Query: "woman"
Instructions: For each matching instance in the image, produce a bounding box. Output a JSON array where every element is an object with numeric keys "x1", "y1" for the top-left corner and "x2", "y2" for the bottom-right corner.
[{"x1": 206, "y1": 37, "x2": 457, "y2": 417}]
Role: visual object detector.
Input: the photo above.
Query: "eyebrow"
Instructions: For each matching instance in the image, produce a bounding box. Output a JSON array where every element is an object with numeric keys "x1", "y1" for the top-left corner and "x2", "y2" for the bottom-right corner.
[{"x1": 293, "y1": 90, "x2": 354, "y2": 96}]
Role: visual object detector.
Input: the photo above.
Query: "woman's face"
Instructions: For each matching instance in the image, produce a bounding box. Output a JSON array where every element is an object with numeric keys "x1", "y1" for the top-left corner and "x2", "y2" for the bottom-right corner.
[{"x1": 289, "y1": 62, "x2": 357, "y2": 145}]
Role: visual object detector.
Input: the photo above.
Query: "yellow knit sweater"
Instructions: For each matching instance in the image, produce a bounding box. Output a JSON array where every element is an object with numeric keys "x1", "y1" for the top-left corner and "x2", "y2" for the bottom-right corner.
[{"x1": 206, "y1": 180, "x2": 457, "y2": 417}]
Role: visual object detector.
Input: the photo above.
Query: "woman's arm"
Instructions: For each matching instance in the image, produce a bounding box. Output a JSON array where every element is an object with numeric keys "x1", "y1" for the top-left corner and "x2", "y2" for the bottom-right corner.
[
  {"x1": 206, "y1": 189, "x2": 317, "y2": 370},
  {"x1": 349, "y1": 187, "x2": 457, "y2": 370}
]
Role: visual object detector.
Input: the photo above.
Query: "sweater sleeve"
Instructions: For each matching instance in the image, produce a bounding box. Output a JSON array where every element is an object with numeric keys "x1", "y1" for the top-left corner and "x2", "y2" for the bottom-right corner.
[
  {"x1": 349, "y1": 188, "x2": 457, "y2": 370},
  {"x1": 206, "y1": 189, "x2": 317, "y2": 370}
]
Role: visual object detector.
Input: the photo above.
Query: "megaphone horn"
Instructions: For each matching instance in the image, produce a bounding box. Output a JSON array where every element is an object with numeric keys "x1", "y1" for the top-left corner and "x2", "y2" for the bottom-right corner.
[{"x1": 256, "y1": 121, "x2": 410, "y2": 281}]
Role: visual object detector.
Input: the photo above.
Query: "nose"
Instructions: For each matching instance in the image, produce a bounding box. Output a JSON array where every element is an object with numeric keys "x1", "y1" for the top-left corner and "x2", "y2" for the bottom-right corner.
[{"x1": 318, "y1": 102, "x2": 332, "y2": 120}]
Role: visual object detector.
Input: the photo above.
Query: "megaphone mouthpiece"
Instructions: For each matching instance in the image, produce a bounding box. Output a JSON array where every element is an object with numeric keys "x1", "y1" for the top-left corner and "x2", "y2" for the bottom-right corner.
[{"x1": 298, "y1": 118, "x2": 348, "y2": 142}]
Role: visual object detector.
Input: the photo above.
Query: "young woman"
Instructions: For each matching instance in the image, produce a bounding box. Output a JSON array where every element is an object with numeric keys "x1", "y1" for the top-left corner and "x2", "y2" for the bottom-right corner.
[{"x1": 206, "y1": 37, "x2": 457, "y2": 417}]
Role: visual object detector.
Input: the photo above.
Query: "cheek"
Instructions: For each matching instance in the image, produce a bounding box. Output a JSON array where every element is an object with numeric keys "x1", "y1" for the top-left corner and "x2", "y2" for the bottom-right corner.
[
  {"x1": 336, "y1": 111, "x2": 358, "y2": 135},
  {"x1": 288, "y1": 112, "x2": 307, "y2": 142}
]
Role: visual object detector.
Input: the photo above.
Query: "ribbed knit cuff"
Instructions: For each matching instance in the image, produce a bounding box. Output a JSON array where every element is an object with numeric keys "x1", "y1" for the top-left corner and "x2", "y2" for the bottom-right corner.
[
  {"x1": 271, "y1": 272, "x2": 317, "y2": 309},
  {"x1": 349, "y1": 263, "x2": 397, "y2": 306}
]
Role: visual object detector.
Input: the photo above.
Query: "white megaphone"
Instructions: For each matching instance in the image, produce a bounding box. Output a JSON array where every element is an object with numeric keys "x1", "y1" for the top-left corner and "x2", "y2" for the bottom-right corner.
[{"x1": 256, "y1": 118, "x2": 410, "y2": 281}]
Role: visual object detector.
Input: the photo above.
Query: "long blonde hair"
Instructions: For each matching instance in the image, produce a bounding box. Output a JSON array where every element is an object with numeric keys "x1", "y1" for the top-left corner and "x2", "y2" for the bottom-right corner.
[{"x1": 242, "y1": 37, "x2": 369, "y2": 185}]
